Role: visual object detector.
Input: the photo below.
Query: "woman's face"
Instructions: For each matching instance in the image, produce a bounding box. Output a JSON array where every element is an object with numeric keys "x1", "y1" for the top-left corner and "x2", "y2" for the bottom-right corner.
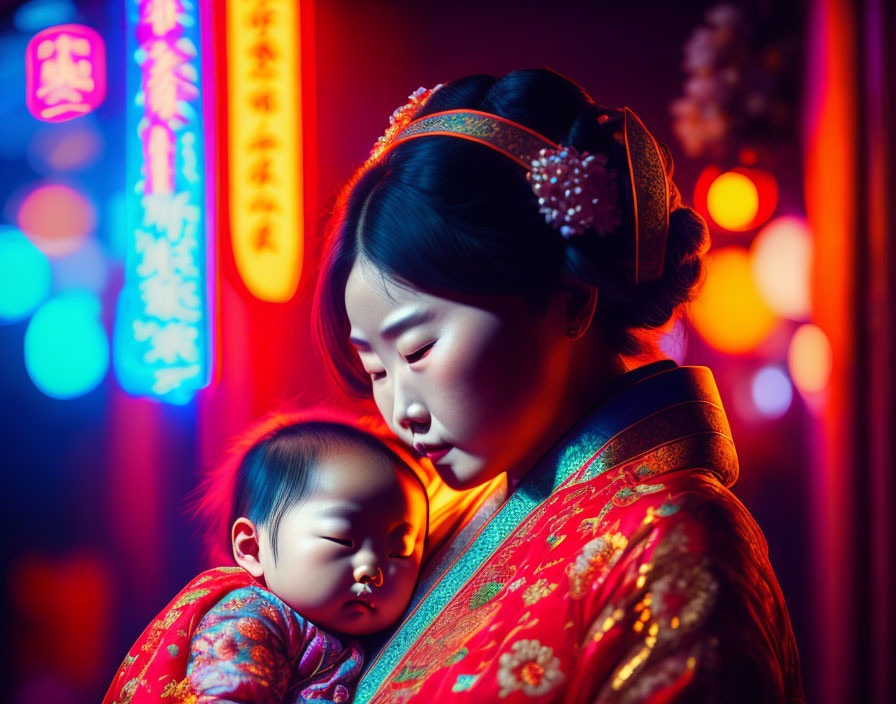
[{"x1": 344, "y1": 259, "x2": 576, "y2": 490}]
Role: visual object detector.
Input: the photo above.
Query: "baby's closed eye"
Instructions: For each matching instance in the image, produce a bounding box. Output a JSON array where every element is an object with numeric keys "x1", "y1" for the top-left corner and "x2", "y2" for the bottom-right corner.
[{"x1": 321, "y1": 536, "x2": 353, "y2": 548}]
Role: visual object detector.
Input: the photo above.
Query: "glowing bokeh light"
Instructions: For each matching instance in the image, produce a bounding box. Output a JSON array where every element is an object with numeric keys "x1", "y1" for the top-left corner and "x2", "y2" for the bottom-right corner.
[
  {"x1": 14, "y1": 0, "x2": 77, "y2": 33},
  {"x1": 706, "y1": 172, "x2": 759, "y2": 231},
  {"x1": 17, "y1": 183, "x2": 96, "y2": 256},
  {"x1": 24, "y1": 291, "x2": 109, "y2": 399},
  {"x1": 28, "y1": 119, "x2": 104, "y2": 172},
  {"x1": 751, "y1": 216, "x2": 813, "y2": 320},
  {"x1": 0, "y1": 227, "x2": 52, "y2": 323},
  {"x1": 51, "y1": 237, "x2": 107, "y2": 293},
  {"x1": 788, "y1": 323, "x2": 833, "y2": 394},
  {"x1": 689, "y1": 247, "x2": 779, "y2": 354},
  {"x1": 751, "y1": 366, "x2": 793, "y2": 418},
  {"x1": 26, "y1": 24, "x2": 106, "y2": 123}
]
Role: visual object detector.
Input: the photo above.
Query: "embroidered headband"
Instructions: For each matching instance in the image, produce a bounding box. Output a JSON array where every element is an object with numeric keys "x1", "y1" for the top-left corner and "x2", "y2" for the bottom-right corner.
[{"x1": 368, "y1": 87, "x2": 672, "y2": 284}]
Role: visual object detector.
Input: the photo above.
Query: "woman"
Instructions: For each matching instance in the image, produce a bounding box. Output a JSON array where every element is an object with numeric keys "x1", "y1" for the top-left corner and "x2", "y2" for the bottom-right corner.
[{"x1": 314, "y1": 69, "x2": 803, "y2": 702}]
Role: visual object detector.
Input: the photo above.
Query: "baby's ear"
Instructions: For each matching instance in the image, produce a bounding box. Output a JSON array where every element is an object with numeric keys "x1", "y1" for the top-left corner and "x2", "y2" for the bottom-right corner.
[{"x1": 232, "y1": 517, "x2": 265, "y2": 578}]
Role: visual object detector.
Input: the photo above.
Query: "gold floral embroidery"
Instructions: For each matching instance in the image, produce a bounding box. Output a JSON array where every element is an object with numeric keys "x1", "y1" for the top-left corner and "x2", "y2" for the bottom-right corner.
[
  {"x1": 497, "y1": 639, "x2": 565, "y2": 698},
  {"x1": 141, "y1": 609, "x2": 182, "y2": 652},
  {"x1": 161, "y1": 677, "x2": 198, "y2": 702},
  {"x1": 533, "y1": 558, "x2": 564, "y2": 575},
  {"x1": 522, "y1": 579, "x2": 558, "y2": 606},
  {"x1": 173, "y1": 589, "x2": 211, "y2": 609},
  {"x1": 567, "y1": 531, "x2": 629, "y2": 599},
  {"x1": 546, "y1": 533, "x2": 567, "y2": 550},
  {"x1": 506, "y1": 578, "x2": 527, "y2": 592},
  {"x1": 612, "y1": 483, "x2": 666, "y2": 508},
  {"x1": 578, "y1": 517, "x2": 601, "y2": 536}
]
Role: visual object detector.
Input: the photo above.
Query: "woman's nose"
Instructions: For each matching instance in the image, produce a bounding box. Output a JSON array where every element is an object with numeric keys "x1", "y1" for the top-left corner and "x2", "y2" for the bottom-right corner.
[
  {"x1": 353, "y1": 563, "x2": 384, "y2": 587},
  {"x1": 398, "y1": 400, "x2": 428, "y2": 429},
  {"x1": 394, "y1": 389, "x2": 430, "y2": 431}
]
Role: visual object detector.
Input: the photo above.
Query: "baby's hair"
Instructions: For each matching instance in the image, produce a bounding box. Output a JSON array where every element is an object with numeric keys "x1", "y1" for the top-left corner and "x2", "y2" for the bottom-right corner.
[{"x1": 190, "y1": 410, "x2": 427, "y2": 566}]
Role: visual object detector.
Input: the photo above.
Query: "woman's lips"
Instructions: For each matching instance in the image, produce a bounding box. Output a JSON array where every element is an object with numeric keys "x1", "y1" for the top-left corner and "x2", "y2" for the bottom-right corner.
[{"x1": 416, "y1": 443, "x2": 452, "y2": 463}]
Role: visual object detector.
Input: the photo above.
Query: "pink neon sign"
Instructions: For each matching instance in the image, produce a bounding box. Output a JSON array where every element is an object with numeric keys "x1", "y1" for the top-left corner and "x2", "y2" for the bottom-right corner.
[{"x1": 26, "y1": 24, "x2": 107, "y2": 123}]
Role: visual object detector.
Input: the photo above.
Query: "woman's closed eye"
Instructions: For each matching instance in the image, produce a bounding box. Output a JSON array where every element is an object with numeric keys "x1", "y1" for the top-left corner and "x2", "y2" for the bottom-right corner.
[{"x1": 404, "y1": 341, "x2": 435, "y2": 364}]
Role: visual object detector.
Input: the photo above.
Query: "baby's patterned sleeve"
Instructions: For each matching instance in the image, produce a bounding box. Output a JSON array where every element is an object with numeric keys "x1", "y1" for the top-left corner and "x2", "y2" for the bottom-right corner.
[{"x1": 186, "y1": 586, "x2": 305, "y2": 704}]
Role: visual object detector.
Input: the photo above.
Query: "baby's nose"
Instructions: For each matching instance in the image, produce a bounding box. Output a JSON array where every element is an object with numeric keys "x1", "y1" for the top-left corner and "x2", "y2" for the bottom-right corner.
[{"x1": 353, "y1": 564, "x2": 383, "y2": 587}]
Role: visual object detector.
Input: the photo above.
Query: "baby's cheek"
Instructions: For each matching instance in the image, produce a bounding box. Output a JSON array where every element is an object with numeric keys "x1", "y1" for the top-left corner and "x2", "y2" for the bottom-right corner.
[
  {"x1": 279, "y1": 555, "x2": 347, "y2": 609},
  {"x1": 392, "y1": 562, "x2": 420, "y2": 603}
]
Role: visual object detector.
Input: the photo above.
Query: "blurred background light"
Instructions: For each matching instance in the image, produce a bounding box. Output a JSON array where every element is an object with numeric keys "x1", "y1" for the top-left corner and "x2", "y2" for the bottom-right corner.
[
  {"x1": 104, "y1": 190, "x2": 128, "y2": 260},
  {"x1": 25, "y1": 23, "x2": 107, "y2": 123},
  {"x1": 9, "y1": 551, "x2": 111, "y2": 688},
  {"x1": 0, "y1": 227, "x2": 52, "y2": 323},
  {"x1": 13, "y1": 0, "x2": 78, "y2": 33},
  {"x1": 707, "y1": 171, "x2": 758, "y2": 230},
  {"x1": 751, "y1": 215, "x2": 813, "y2": 320},
  {"x1": 50, "y1": 237, "x2": 107, "y2": 293},
  {"x1": 788, "y1": 323, "x2": 833, "y2": 394},
  {"x1": 16, "y1": 183, "x2": 96, "y2": 257},
  {"x1": 696, "y1": 166, "x2": 778, "y2": 233},
  {"x1": 23, "y1": 291, "x2": 109, "y2": 399},
  {"x1": 0, "y1": 35, "x2": 28, "y2": 117},
  {"x1": 28, "y1": 118, "x2": 105, "y2": 173},
  {"x1": 0, "y1": 35, "x2": 36, "y2": 161},
  {"x1": 689, "y1": 246, "x2": 779, "y2": 353},
  {"x1": 751, "y1": 365, "x2": 794, "y2": 418}
]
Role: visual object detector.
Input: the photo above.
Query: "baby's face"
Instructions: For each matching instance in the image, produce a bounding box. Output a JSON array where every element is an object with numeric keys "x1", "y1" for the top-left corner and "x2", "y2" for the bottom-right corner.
[{"x1": 257, "y1": 446, "x2": 427, "y2": 635}]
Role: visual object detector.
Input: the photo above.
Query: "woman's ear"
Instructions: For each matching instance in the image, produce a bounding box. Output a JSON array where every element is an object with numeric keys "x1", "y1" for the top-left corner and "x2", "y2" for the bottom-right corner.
[
  {"x1": 232, "y1": 517, "x2": 265, "y2": 578},
  {"x1": 564, "y1": 281, "x2": 598, "y2": 341}
]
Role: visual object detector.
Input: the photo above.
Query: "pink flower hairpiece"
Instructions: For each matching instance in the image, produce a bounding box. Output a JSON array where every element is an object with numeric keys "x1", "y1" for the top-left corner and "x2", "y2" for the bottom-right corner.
[
  {"x1": 369, "y1": 100, "x2": 670, "y2": 283},
  {"x1": 527, "y1": 147, "x2": 621, "y2": 238}
]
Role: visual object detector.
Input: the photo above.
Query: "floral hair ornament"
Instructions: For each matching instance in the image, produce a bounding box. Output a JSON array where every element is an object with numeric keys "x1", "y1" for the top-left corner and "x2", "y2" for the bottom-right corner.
[
  {"x1": 367, "y1": 84, "x2": 444, "y2": 163},
  {"x1": 370, "y1": 90, "x2": 670, "y2": 284},
  {"x1": 528, "y1": 147, "x2": 620, "y2": 238}
]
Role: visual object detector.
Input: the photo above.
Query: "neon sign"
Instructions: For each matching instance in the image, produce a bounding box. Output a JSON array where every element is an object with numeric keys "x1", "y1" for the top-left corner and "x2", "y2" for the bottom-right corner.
[
  {"x1": 26, "y1": 24, "x2": 107, "y2": 123},
  {"x1": 227, "y1": 0, "x2": 303, "y2": 302},
  {"x1": 114, "y1": 0, "x2": 209, "y2": 404}
]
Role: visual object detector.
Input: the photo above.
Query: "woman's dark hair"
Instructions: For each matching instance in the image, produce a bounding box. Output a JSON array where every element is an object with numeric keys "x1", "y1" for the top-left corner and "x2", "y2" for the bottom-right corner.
[
  {"x1": 191, "y1": 412, "x2": 426, "y2": 565},
  {"x1": 314, "y1": 68, "x2": 709, "y2": 397}
]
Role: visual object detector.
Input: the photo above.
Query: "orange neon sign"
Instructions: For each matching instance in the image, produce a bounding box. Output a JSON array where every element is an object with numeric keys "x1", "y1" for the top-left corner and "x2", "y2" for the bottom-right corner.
[{"x1": 227, "y1": 1, "x2": 302, "y2": 302}]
